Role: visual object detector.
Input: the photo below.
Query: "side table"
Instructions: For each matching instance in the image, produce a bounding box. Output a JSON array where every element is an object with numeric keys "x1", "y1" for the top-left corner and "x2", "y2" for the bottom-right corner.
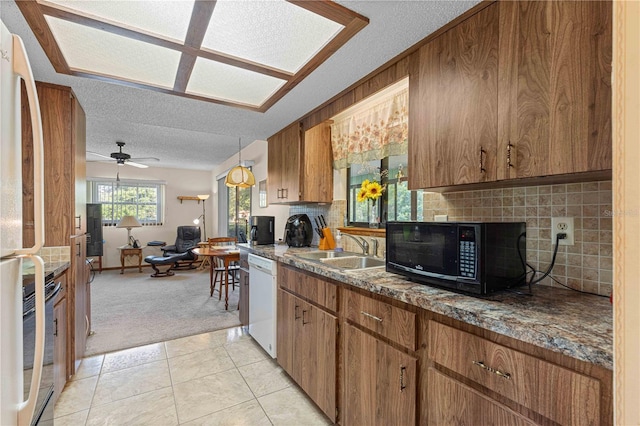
[{"x1": 119, "y1": 246, "x2": 143, "y2": 274}]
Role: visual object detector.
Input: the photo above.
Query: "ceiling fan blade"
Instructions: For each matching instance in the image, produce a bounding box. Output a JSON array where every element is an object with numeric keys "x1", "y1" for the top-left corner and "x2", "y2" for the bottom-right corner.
[
  {"x1": 86, "y1": 151, "x2": 112, "y2": 160},
  {"x1": 130, "y1": 157, "x2": 159, "y2": 162},
  {"x1": 126, "y1": 161, "x2": 149, "y2": 168}
]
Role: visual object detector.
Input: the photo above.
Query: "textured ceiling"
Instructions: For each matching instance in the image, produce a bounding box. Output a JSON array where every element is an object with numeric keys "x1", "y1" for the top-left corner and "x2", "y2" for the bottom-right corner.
[{"x1": 1, "y1": 0, "x2": 480, "y2": 171}]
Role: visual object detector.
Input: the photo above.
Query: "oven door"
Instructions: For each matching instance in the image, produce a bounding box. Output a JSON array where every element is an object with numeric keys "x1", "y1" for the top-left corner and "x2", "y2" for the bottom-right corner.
[
  {"x1": 386, "y1": 223, "x2": 459, "y2": 276},
  {"x1": 23, "y1": 279, "x2": 61, "y2": 425}
]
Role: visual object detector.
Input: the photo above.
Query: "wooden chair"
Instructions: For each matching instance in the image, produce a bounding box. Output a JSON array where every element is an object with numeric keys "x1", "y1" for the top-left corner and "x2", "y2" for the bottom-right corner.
[{"x1": 208, "y1": 237, "x2": 239, "y2": 299}]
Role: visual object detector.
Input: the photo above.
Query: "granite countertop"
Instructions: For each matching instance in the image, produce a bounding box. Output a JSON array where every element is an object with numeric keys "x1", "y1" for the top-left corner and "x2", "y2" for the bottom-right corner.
[
  {"x1": 239, "y1": 243, "x2": 613, "y2": 370},
  {"x1": 22, "y1": 259, "x2": 70, "y2": 282}
]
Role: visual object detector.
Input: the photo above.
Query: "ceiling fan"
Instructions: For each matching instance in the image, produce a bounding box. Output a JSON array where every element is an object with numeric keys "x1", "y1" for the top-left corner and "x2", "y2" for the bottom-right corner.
[{"x1": 87, "y1": 141, "x2": 159, "y2": 168}]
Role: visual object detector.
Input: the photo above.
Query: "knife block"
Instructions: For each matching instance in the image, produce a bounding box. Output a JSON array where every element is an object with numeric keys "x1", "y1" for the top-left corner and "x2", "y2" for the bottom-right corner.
[{"x1": 319, "y1": 228, "x2": 336, "y2": 250}]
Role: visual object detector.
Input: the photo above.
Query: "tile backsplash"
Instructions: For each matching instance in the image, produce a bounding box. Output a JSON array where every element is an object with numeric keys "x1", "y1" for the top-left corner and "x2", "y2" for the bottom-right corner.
[
  {"x1": 290, "y1": 181, "x2": 612, "y2": 297},
  {"x1": 38, "y1": 246, "x2": 71, "y2": 263},
  {"x1": 423, "y1": 181, "x2": 612, "y2": 296}
]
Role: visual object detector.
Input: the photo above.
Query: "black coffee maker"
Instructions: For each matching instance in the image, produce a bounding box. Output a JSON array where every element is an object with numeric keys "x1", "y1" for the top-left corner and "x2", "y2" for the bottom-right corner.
[
  {"x1": 284, "y1": 214, "x2": 313, "y2": 247},
  {"x1": 249, "y1": 216, "x2": 275, "y2": 245}
]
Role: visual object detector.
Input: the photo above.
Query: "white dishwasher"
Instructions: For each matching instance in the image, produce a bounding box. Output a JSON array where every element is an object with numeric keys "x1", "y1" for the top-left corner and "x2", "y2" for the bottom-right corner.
[{"x1": 248, "y1": 253, "x2": 277, "y2": 358}]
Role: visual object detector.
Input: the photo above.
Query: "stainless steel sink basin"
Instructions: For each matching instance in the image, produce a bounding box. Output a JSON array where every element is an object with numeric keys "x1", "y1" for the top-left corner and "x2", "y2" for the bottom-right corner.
[
  {"x1": 296, "y1": 251, "x2": 359, "y2": 260},
  {"x1": 319, "y1": 256, "x2": 386, "y2": 270}
]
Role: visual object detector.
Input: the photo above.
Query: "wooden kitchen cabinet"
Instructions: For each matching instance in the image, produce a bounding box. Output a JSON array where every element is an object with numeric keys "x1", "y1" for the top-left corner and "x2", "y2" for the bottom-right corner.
[
  {"x1": 70, "y1": 234, "x2": 88, "y2": 373},
  {"x1": 343, "y1": 323, "x2": 417, "y2": 426},
  {"x1": 267, "y1": 121, "x2": 332, "y2": 204},
  {"x1": 428, "y1": 367, "x2": 536, "y2": 426},
  {"x1": 238, "y1": 251, "x2": 249, "y2": 326},
  {"x1": 409, "y1": 1, "x2": 612, "y2": 190},
  {"x1": 428, "y1": 320, "x2": 605, "y2": 425},
  {"x1": 22, "y1": 81, "x2": 87, "y2": 246},
  {"x1": 497, "y1": 1, "x2": 612, "y2": 181},
  {"x1": 409, "y1": 3, "x2": 499, "y2": 189},
  {"x1": 276, "y1": 265, "x2": 337, "y2": 421},
  {"x1": 52, "y1": 274, "x2": 67, "y2": 399}
]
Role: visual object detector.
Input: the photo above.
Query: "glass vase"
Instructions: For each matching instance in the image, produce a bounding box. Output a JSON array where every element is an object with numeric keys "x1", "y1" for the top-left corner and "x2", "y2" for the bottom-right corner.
[{"x1": 369, "y1": 200, "x2": 379, "y2": 228}]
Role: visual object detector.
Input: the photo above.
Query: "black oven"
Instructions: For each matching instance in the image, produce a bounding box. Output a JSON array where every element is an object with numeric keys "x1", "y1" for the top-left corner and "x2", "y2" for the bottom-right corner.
[
  {"x1": 385, "y1": 222, "x2": 527, "y2": 295},
  {"x1": 23, "y1": 272, "x2": 60, "y2": 425}
]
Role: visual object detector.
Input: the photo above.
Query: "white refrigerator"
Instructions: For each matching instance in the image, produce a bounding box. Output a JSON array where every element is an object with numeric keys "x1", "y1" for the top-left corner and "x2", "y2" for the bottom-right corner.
[{"x1": 0, "y1": 19, "x2": 47, "y2": 426}]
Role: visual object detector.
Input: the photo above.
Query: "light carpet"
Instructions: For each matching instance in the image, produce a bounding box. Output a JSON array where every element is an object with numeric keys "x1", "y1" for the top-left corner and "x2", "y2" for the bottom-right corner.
[{"x1": 85, "y1": 267, "x2": 241, "y2": 356}]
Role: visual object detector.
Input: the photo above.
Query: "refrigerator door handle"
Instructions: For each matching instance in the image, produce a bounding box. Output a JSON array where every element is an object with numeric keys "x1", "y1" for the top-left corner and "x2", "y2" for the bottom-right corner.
[
  {"x1": 12, "y1": 34, "x2": 44, "y2": 255},
  {"x1": 17, "y1": 254, "x2": 45, "y2": 426}
]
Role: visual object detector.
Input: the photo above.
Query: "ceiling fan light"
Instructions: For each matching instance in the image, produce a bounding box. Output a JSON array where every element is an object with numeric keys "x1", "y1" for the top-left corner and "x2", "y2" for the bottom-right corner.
[{"x1": 225, "y1": 165, "x2": 255, "y2": 188}]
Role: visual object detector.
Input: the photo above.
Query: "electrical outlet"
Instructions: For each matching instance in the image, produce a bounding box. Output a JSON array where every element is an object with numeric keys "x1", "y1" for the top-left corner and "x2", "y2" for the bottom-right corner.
[
  {"x1": 434, "y1": 214, "x2": 448, "y2": 222},
  {"x1": 551, "y1": 217, "x2": 574, "y2": 245}
]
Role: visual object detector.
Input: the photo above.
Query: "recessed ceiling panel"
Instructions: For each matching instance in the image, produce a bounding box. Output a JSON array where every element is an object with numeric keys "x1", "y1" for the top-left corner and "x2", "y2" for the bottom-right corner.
[
  {"x1": 41, "y1": 0, "x2": 194, "y2": 42},
  {"x1": 187, "y1": 57, "x2": 286, "y2": 107},
  {"x1": 202, "y1": 0, "x2": 344, "y2": 73},
  {"x1": 45, "y1": 16, "x2": 181, "y2": 89}
]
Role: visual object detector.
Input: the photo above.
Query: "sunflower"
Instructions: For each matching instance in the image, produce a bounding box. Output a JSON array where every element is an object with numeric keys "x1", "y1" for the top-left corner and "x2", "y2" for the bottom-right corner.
[
  {"x1": 366, "y1": 181, "x2": 383, "y2": 200},
  {"x1": 356, "y1": 186, "x2": 368, "y2": 203}
]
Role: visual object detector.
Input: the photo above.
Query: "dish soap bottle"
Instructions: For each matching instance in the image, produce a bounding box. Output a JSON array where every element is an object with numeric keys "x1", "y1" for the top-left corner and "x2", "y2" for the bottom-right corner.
[{"x1": 335, "y1": 230, "x2": 343, "y2": 252}]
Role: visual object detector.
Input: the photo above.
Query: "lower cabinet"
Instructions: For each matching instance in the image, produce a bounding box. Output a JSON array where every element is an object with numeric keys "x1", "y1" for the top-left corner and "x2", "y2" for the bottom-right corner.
[
  {"x1": 239, "y1": 250, "x2": 249, "y2": 326},
  {"x1": 274, "y1": 263, "x2": 612, "y2": 425},
  {"x1": 277, "y1": 288, "x2": 337, "y2": 421},
  {"x1": 428, "y1": 368, "x2": 536, "y2": 426},
  {"x1": 70, "y1": 234, "x2": 88, "y2": 374},
  {"x1": 343, "y1": 324, "x2": 417, "y2": 426},
  {"x1": 52, "y1": 287, "x2": 67, "y2": 398}
]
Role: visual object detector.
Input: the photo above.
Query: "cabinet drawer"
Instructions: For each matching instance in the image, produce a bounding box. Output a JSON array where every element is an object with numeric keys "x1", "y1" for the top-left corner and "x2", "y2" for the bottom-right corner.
[
  {"x1": 428, "y1": 367, "x2": 536, "y2": 426},
  {"x1": 429, "y1": 321, "x2": 601, "y2": 425},
  {"x1": 279, "y1": 265, "x2": 337, "y2": 312},
  {"x1": 345, "y1": 290, "x2": 416, "y2": 350}
]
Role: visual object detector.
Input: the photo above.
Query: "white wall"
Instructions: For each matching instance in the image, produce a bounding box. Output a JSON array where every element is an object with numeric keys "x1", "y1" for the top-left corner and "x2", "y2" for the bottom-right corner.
[
  {"x1": 87, "y1": 162, "x2": 214, "y2": 268},
  {"x1": 211, "y1": 139, "x2": 290, "y2": 240}
]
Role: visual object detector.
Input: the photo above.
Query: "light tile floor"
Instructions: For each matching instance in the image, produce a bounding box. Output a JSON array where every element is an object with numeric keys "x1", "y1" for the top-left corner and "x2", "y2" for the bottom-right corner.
[{"x1": 48, "y1": 327, "x2": 332, "y2": 425}]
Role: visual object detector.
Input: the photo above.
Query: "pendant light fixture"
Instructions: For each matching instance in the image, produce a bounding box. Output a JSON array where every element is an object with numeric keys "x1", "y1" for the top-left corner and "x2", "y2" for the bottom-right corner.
[{"x1": 225, "y1": 137, "x2": 255, "y2": 188}]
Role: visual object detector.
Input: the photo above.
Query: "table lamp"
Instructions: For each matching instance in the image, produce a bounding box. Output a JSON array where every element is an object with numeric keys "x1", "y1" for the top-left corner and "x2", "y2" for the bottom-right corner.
[{"x1": 117, "y1": 215, "x2": 142, "y2": 246}]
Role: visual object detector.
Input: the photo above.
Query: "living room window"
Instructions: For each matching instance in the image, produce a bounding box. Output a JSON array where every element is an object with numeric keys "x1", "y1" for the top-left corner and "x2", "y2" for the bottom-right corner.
[
  {"x1": 88, "y1": 178, "x2": 165, "y2": 225},
  {"x1": 217, "y1": 174, "x2": 252, "y2": 241}
]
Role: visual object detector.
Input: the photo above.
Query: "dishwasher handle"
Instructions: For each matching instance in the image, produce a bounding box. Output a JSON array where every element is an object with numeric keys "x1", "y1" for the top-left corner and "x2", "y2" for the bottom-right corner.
[{"x1": 250, "y1": 262, "x2": 274, "y2": 275}]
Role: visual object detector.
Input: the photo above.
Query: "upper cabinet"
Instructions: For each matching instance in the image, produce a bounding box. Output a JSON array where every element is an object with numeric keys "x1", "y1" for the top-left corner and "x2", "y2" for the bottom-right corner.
[
  {"x1": 409, "y1": 3, "x2": 499, "y2": 189},
  {"x1": 496, "y1": 1, "x2": 612, "y2": 180},
  {"x1": 409, "y1": 1, "x2": 612, "y2": 190},
  {"x1": 22, "y1": 82, "x2": 87, "y2": 246},
  {"x1": 267, "y1": 121, "x2": 333, "y2": 204}
]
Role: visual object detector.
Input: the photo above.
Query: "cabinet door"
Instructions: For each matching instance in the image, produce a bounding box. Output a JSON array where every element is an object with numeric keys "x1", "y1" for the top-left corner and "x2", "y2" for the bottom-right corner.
[
  {"x1": 276, "y1": 289, "x2": 295, "y2": 377},
  {"x1": 497, "y1": 1, "x2": 612, "y2": 179},
  {"x1": 53, "y1": 297, "x2": 67, "y2": 397},
  {"x1": 343, "y1": 324, "x2": 417, "y2": 426},
  {"x1": 238, "y1": 268, "x2": 249, "y2": 326},
  {"x1": 267, "y1": 122, "x2": 301, "y2": 204},
  {"x1": 301, "y1": 121, "x2": 333, "y2": 203},
  {"x1": 297, "y1": 301, "x2": 337, "y2": 422},
  {"x1": 409, "y1": 3, "x2": 499, "y2": 189},
  {"x1": 70, "y1": 234, "x2": 87, "y2": 373},
  {"x1": 73, "y1": 96, "x2": 87, "y2": 235},
  {"x1": 428, "y1": 368, "x2": 536, "y2": 426}
]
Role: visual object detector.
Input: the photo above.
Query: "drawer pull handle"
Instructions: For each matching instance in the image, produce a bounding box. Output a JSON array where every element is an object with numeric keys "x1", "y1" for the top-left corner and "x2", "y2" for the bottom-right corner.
[
  {"x1": 400, "y1": 366, "x2": 407, "y2": 392},
  {"x1": 472, "y1": 360, "x2": 511, "y2": 380},
  {"x1": 294, "y1": 305, "x2": 300, "y2": 320},
  {"x1": 361, "y1": 311, "x2": 383, "y2": 322},
  {"x1": 302, "y1": 310, "x2": 309, "y2": 325}
]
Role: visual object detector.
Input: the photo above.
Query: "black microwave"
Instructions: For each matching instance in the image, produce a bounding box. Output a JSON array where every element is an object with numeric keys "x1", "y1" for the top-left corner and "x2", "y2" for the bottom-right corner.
[{"x1": 385, "y1": 221, "x2": 527, "y2": 295}]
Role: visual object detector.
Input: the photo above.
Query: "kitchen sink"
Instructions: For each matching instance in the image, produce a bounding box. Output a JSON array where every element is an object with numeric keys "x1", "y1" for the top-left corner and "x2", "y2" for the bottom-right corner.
[
  {"x1": 319, "y1": 255, "x2": 386, "y2": 270},
  {"x1": 296, "y1": 251, "x2": 360, "y2": 260}
]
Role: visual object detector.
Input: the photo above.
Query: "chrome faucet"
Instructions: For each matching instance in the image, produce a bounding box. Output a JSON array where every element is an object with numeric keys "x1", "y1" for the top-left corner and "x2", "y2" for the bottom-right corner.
[
  {"x1": 371, "y1": 239, "x2": 379, "y2": 258},
  {"x1": 342, "y1": 233, "x2": 369, "y2": 255}
]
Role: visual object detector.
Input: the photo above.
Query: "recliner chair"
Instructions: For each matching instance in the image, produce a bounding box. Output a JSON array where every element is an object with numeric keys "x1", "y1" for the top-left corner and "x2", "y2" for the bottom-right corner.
[{"x1": 144, "y1": 226, "x2": 201, "y2": 277}]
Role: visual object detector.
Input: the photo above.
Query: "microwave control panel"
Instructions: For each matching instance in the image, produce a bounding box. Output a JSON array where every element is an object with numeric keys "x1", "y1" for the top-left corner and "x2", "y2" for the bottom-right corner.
[{"x1": 459, "y1": 227, "x2": 476, "y2": 278}]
